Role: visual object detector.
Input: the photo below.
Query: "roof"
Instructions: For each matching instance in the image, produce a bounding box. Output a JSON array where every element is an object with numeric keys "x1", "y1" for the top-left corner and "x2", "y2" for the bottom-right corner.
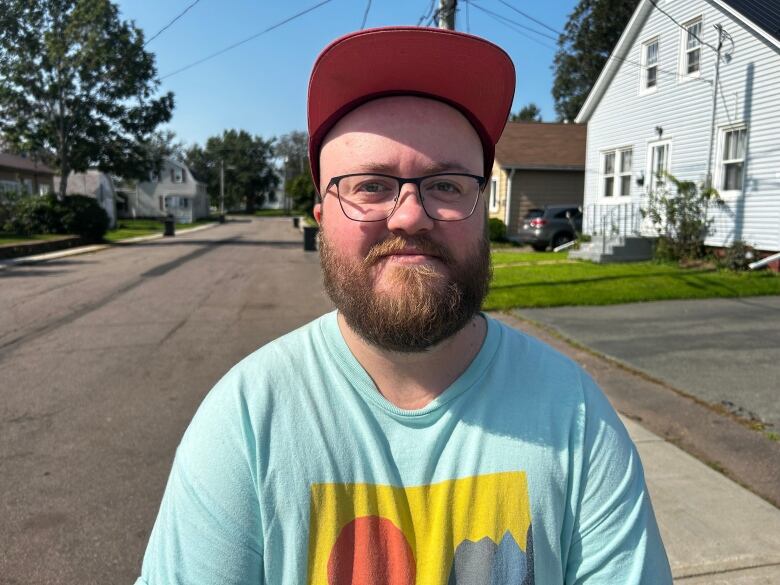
[
  {"x1": 0, "y1": 152, "x2": 56, "y2": 174},
  {"x1": 720, "y1": 0, "x2": 780, "y2": 42},
  {"x1": 494, "y1": 122, "x2": 586, "y2": 171},
  {"x1": 576, "y1": 0, "x2": 780, "y2": 123}
]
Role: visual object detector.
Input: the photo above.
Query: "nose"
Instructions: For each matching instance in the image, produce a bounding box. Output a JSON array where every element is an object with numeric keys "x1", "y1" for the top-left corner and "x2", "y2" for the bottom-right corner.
[{"x1": 385, "y1": 183, "x2": 434, "y2": 235}]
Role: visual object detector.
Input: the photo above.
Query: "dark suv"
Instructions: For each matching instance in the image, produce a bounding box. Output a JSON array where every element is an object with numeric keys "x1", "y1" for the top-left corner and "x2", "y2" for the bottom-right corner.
[{"x1": 517, "y1": 205, "x2": 582, "y2": 251}]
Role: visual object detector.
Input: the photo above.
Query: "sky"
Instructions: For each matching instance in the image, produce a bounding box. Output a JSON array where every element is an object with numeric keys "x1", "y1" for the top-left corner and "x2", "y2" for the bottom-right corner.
[{"x1": 115, "y1": 0, "x2": 578, "y2": 148}]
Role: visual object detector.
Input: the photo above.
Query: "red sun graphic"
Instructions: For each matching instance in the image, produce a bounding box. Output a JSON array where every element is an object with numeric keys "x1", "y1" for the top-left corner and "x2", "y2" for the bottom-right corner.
[{"x1": 327, "y1": 516, "x2": 416, "y2": 585}]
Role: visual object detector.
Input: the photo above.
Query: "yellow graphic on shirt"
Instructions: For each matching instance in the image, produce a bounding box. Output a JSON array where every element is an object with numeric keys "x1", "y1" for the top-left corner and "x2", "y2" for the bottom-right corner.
[{"x1": 307, "y1": 471, "x2": 534, "y2": 585}]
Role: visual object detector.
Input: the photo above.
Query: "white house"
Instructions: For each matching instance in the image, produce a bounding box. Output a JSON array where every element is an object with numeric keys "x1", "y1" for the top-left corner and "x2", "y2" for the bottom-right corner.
[
  {"x1": 115, "y1": 159, "x2": 209, "y2": 224},
  {"x1": 576, "y1": 0, "x2": 780, "y2": 256}
]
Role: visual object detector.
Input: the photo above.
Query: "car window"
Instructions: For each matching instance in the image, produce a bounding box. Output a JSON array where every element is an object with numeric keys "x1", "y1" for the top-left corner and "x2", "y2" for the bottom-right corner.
[{"x1": 525, "y1": 209, "x2": 543, "y2": 219}]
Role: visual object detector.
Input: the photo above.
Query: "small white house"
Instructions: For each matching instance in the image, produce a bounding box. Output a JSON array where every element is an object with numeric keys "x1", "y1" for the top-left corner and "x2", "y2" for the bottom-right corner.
[
  {"x1": 115, "y1": 159, "x2": 208, "y2": 223},
  {"x1": 576, "y1": 0, "x2": 780, "y2": 256}
]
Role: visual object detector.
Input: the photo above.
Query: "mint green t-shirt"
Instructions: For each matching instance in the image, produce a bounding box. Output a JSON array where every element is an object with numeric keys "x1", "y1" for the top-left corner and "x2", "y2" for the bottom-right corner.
[{"x1": 137, "y1": 312, "x2": 671, "y2": 584}]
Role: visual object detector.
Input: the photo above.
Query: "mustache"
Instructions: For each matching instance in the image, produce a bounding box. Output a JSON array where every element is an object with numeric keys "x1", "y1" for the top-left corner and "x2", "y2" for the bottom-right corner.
[{"x1": 363, "y1": 235, "x2": 454, "y2": 267}]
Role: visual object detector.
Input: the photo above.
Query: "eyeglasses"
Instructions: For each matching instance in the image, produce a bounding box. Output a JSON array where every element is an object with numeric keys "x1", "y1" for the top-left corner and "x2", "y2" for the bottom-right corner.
[{"x1": 325, "y1": 173, "x2": 486, "y2": 222}]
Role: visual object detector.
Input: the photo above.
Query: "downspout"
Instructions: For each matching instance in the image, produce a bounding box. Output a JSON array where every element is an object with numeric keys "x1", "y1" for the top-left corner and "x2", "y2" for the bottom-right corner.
[{"x1": 504, "y1": 169, "x2": 516, "y2": 233}]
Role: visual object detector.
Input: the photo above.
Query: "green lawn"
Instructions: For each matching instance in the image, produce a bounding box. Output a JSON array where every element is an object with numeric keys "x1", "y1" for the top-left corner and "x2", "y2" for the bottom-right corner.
[
  {"x1": 0, "y1": 233, "x2": 70, "y2": 246},
  {"x1": 103, "y1": 218, "x2": 216, "y2": 243},
  {"x1": 486, "y1": 253, "x2": 780, "y2": 310}
]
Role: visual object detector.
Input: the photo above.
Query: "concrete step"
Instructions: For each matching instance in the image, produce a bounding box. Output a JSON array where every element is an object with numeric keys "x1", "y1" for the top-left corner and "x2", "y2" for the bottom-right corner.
[{"x1": 571, "y1": 236, "x2": 654, "y2": 263}]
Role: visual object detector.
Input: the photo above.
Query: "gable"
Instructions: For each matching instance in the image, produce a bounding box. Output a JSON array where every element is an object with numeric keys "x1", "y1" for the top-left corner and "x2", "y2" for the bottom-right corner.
[{"x1": 576, "y1": 0, "x2": 780, "y2": 123}]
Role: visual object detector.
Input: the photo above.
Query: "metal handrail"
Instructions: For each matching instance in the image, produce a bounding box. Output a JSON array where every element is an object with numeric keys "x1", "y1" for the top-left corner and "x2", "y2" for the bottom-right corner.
[{"x1": 749, "y1": 252, "x2": 780, "y2": 270}]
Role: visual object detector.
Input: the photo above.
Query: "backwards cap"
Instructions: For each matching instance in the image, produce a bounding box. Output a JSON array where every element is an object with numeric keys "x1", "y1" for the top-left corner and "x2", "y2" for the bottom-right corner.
[{"x1": 307, "y1": 26, "x2": 516, "y2": 190}]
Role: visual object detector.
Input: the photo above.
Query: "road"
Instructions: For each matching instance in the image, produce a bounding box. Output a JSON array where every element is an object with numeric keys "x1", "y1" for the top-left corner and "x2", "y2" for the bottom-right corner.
[
  {"x1": 518, "y1": 296, "x2": 780, "y2": 431},
  {"x1": 0, "y1": 218, "x2": 333, "y2": 584}
]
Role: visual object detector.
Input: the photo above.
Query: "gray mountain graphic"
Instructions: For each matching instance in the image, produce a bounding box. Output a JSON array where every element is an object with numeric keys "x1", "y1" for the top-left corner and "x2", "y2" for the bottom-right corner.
[{"x1": 447, "y1": 524, "x2": 534, "y2": 585}]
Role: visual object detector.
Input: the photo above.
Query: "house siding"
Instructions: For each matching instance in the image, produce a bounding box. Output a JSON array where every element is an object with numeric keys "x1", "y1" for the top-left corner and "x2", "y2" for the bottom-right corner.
[{"x1": 583, "y1": 0, "x2": 780, "y2": 252}]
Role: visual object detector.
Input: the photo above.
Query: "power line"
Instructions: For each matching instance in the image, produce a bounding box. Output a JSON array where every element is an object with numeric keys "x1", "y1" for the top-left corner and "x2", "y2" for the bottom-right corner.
[
  {"x1": 160, "y1": 0, "x2": 335, "y2": 80},
  {"x1": 144, "y1": 0, "x2": 203, "y2": 47},
  {"x1": 417, "y1": 0, "x2": 436, "y2": 26},
  {"x1": 494, "y1": 0, "x2": 561, "y2": 37},
  {"x1": 465, "y1": 1, "x2": 557, "y2": 48},
  {"x1": 469, "y1": 1, "x2": 557, "y2": 41},
  {"x1": 360, "y1": 0, "x2": 372, "y2": 29},
  {"x1": 647, "y1": 0, "x2": 718, "y2": 52}
]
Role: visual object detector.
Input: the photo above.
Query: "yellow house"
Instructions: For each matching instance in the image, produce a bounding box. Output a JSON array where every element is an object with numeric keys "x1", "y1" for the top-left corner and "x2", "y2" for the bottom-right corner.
[{"x1": 488, "y1": 122, "x2": 586, "y2": 240}]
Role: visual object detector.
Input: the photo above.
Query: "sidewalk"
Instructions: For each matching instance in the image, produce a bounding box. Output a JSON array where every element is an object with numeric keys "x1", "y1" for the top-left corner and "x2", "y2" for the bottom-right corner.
[
  {"x1": 0, "y1": 221, "x2": 218, "y2": 271},
  {"x1": 494, "y1": 313, "x2": 780, "y2": 584}
]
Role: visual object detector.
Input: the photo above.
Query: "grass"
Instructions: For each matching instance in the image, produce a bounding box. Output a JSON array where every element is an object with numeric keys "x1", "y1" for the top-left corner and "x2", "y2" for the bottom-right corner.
[
  {"x1": 103, "y1": 217, "x2": 217, "y2": 243},
  {"x1": 0, "y1": 233, "x2": 71, "y2": 246},
  {"x1": 485, "y1": 252, "x2": 780, "y2": 310}
]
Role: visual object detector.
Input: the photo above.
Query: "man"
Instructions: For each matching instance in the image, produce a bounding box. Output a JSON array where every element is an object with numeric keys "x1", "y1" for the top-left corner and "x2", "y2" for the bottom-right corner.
[{"x1": 137, "y1": 27, "x2": 671, "y2": 584}]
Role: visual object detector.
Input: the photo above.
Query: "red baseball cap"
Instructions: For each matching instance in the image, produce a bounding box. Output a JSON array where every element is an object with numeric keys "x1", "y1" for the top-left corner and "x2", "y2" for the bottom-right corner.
[{"x1": 307, "y1": 26, "x2": 516, "y2": 191}]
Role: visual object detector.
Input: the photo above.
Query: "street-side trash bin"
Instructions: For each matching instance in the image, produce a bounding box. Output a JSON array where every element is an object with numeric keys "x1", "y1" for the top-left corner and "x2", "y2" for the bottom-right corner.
[
  {"x1": 164, "y1": 215, "x2": 175, "y2": 237},
  {"x1": 293, "y1": 216, "x2": 300, "y2": 229},
  {"x1": 303, "y1": 225, "x2": 318, "y2": 251},
  {"x1": 219, "y1": 214, "x2": 226, "y2": 224}
]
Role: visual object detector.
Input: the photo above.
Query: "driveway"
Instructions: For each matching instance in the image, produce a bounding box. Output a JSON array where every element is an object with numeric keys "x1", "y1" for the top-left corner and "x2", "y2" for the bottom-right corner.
[{"x1": 517, "y1": 296, "x2": 780, "y2": 431}]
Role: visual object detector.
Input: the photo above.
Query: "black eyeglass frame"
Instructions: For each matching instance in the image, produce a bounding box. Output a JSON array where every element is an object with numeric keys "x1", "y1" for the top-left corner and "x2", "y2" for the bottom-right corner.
[{"x1": 324, "y1": 172, "x2": 487, "y2": 222}]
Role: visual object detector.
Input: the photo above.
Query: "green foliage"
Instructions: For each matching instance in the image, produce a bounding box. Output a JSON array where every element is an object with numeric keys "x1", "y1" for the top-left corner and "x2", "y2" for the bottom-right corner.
[
  {"x1": 488, "y1": 218, "x2": 507, "y2": 242},
  {"x1": 275, "y1": 131, "x2": 309, "y2": 182},
  {"x1": 60, "y1": 195, "x2": 109, "y2": 241},
  {"x1": 719, "y1": 240, "x2": 757, "y2": 272},
  {"x1": 642, "y1": 173, "x2": 723, "y2": 262},
  {"x1": 553, "y1": 0, "x2": 640, "y2": 121},
  {"x1": 0, "y1": 0, "x2": 174, "y2": 197},
  {"x1": 287, "y1": 173, "x2": 317, "y2": 219},
  {"x1": 186, "y1": 129, "x2": 278, "y2": 213},
  {"x1": 510, "y1": 103, "x2": 542, "y2": 122},
  {"x1": 2, "y1": 194, "x2": 108, "y2": 240}
]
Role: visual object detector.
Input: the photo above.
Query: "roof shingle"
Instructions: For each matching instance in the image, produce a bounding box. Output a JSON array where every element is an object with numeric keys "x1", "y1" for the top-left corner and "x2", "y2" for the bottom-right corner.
[
  {"x1": 0, "y1": 152, "x2": 56, "y2": 174},
  {"x1": 494, "y1": 122, "x2": 586, "y2": 170},
  {"x1": 720, "y1": 0, "x2": 780, "y2": 42}
]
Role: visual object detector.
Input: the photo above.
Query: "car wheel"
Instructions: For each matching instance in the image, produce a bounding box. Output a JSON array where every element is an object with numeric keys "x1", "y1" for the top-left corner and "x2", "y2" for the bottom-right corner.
[
  {"x1": 551, "y1": 232, "x2": 574, "y2": 249},
  {"x1": 531, "y1": 243, "x2": 547, "y2": 252}
]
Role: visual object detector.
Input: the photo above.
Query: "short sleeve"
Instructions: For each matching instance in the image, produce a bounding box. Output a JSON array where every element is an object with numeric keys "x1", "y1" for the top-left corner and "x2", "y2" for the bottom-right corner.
[
  {"x1": 137, "y1": 371, "x2": 264, "y2": 585},
  {"x1": 565, "y1": 373, "x2": 672, "y2": 585}
]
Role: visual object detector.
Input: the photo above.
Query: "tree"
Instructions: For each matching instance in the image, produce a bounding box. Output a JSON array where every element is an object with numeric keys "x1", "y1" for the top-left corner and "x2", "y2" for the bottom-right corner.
[
  {"x1": 552, "y1": 0, "x2": 640, "y2": 122},
  {"x1": 287, "y1": 173, "x2": 317, "y2": 218},
  {"x1": 0, "y1": 0, "x2": 174, "y2": 199},
  {"x1": 186, "y1": 130, "x2": 278, "y2": 213},
  {"x1": 510, "y1": 103, "x2": 543, "y2": 122},
  {"x1": 275, "y1": 131, "x2": 308, "y2": 180}
]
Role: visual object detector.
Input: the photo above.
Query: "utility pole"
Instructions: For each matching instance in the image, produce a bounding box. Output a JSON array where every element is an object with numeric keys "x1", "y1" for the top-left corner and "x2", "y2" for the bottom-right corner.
[
  {"x1": 438, "y1": 0, "x2": 456, "y2": 30},
  {"x1": 706, "y1": 24, "x2": 726, "y2": 189},
  {"x1": 219, "y1": 159, "x2": 225, "y2": 221}
]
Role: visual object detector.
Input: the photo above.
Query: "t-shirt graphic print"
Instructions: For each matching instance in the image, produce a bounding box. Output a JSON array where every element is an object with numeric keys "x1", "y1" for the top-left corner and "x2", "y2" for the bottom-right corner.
[{"x1": 307, "y1": 471, "x2": 534, "y2": 585}]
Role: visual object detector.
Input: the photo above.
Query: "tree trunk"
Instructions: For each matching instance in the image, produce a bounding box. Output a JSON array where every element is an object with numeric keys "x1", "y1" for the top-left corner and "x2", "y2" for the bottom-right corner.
[{"x1": 58, "y1": 161, "x2": 70, "y2": 201}]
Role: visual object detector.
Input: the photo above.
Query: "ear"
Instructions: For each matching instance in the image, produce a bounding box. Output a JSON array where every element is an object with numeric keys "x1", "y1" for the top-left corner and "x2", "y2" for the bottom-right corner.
[{"x1": 314, "y1": 202, "x2": 323, "y2": 224}]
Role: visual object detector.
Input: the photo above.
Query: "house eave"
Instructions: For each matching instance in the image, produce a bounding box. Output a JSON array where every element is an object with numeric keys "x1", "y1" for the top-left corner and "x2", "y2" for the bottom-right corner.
[{"x1": 495, "y1": 164, "x2": 585, "y2": 172}]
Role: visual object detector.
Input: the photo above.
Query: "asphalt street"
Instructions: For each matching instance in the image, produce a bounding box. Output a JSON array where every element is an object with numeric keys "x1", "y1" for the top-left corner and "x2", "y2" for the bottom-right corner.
[
  {"x1": 0, "y1": 218, "x2": 333, "y2": 584},
  {"x1": 518, "y1": 296, "x2": 780, "y2": 431}
]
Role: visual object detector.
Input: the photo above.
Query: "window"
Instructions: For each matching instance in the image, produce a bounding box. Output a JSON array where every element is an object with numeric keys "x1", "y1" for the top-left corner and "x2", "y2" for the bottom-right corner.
[
  {"x1": 151, "y1": 171, "x2": 159, "y2": 183},
  {"x1": 159, "y1": 196, "x2": 164, "y2": 211},
  {"x1": 642, "y1": 39, "x2": 659, "y2": 92},
  {"x1": 601, "y1": 147, "x2": 632, "y2": 197},
  {"x1": 170, "y1": 167, "x2": 184, "y2": 183},
  {"x1": 39, "y1": 183, "x2": 51, "y2": 196},
  {"x1": 0, "y1": 180, "x2": 20, "y2": 194},
  {"x1": 179, "y1": 197, "x2": 189, "y2": 209},
  {"x1": 720, "y1": 127, "x2": 746, "y2": 192},
  {"x1": 619, "y1": 149, "x2": 633, "y2": 196},
  {"x1": 648, "y1": 141, "x2": 671, "y2": 192},
  {"x1": 489, "y1": 178, "x2": 498, "y2": 211},
  {"x1": 23, "y1": 178, "x2": 33, "y2": 194},
  {"x1": 684, "y1": 18, "x2": 702, "y2": 75},
  {"x1": 603, "y1": 152, "x2": 615, "y2": 197}
]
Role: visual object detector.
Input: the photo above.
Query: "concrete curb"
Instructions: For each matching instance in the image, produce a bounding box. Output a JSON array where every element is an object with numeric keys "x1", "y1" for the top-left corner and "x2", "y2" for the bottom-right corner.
[{"x1": 0, "y1": 222, "x2": 219, "y2": 271}]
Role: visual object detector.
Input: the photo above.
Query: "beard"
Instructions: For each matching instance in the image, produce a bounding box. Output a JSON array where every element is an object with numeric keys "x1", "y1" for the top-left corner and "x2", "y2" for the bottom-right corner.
[{"x1": 319, "y1": 228, "x2": 492, "y2": 353}]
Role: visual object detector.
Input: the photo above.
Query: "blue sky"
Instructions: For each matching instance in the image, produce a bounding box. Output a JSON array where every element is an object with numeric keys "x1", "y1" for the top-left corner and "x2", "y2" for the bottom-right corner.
[{"x1": 116, "y1": 0, "x2": 578, "y2": 148}]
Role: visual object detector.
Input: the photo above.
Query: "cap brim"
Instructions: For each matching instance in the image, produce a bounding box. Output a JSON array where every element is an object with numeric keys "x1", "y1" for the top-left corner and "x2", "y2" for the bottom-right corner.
[{"x1": 307, "y1": 27, "x2": 516, "y2": 190}]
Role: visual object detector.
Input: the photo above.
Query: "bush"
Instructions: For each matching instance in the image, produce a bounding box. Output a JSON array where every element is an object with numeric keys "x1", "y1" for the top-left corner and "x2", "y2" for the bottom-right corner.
[
  {"x1": 641, "y1": 173, "x2": 723, "y2": 262},
  {"x1": 60, "y1": 195, "x2": 109, "y2": 241},
  {"x1": 2, "y1": 193, "x2": 108, "y2": 241},
  {"x1": 3, "y1": 194, "x2": 63, "y2": 235},
  {"x1": 720, "y1": 240, "x2": 757, "y2": 271},
  {"x1": 488, "y1": 218, "x2": 507, "y2": 242}
]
